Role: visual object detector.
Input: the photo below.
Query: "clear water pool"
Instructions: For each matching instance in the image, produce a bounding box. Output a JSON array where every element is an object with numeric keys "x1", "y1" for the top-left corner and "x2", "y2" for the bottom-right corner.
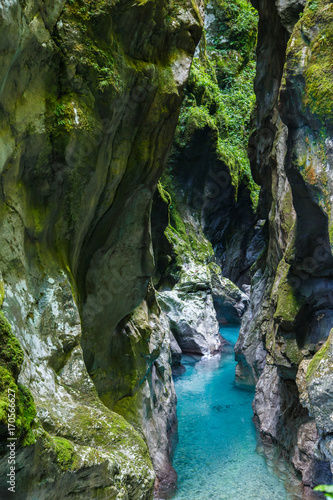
[{"x1": 171, "y1": 325, "x2": 288, "y2": 500}]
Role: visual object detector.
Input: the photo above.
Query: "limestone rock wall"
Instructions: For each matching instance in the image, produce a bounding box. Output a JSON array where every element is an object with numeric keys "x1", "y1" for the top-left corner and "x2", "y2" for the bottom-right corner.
[
  {"x1": 0, "y1": 0, "x2": 204, "y2": 497},
  {"x1": 158, "y1": 265, "x2": 223, "y2": 357},
  {"x1": 237, "y1": 0, "x2": 333, "y2": 496},
  {"x1": 110, "y1": 286, "x2": 178, "y2": 498}
]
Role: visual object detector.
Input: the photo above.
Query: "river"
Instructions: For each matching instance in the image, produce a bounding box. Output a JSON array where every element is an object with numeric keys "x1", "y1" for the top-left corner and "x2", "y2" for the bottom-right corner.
[{"x1": 172, "y1": 325, "x2": 288, "y2": 500}]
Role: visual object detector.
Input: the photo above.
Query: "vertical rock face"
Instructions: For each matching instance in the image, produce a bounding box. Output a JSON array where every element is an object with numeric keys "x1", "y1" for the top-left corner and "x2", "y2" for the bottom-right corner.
[
  {"x1": 109, "y1": 286, "x2": 178, "y2": 498},
  {"x1": 0, "y1": 0, "x2": 204, "y2": 497},
  {"x1": 237, "y1": 0, "x2": 333, "y2": 495}
]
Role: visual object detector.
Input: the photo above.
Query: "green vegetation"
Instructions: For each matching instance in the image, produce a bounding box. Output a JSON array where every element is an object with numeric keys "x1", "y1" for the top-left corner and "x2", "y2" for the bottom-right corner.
[
  {"x1": 287, "y1": 0, "x2": 333, "y2": 125},
  {"x1": 304, "y1": 2, "x2": 333, "y2": 124},
  {"x1": 63, "y1": 0, "x2": 124, "y2": 92},
  {"x1": 283, "y1": 338, "x2": 304, "y2": 366},
  {"x1": 272, "y1": 261, "x2": 304, "y2": 326},
  {"x1": 274, "y1": 278, "x2": 302, "y2": 323},
  {"x1": 174, "y1": 0, "x2": 259, "y2": 205},
  {"x1": 0, "y1": 311, "x2": 37, "y2": 445},
  {"x1": 0, "y1": 312, "x2": 24, "y2": 376},
  {"x1": 314, "y1": 485, "x2": 333, "y2": 499},
  {"x1": 155, "y1": 0, "x2": 260, "y2": 276},
  {"x1": 0, "y1": 279, "x2": 4, "y2": 306},
  {"x1": 306, "y1": 331, "x2": 332, "y2": 382},
  {"x1": 53, "y1": 436, "x2": 76, "y2": 471},
  {"x1": 157, "y1": 181, "x2": 214, "y2": 267},
  {"x1": 47, "y1": 96, "x2": 92, "y2": 135}
]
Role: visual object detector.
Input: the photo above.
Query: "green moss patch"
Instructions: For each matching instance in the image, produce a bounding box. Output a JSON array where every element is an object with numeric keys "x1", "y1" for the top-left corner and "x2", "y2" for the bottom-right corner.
[
  {"x1": 62, "y1": 0, "x2": 124, "y2": 92},
  {"x1": 158, "y1": 180, "x2": 214, "y2": 267},
  {"x1": 287, "y1": 0, "x2": 333, "y2": 125},
  {"x1": 47, "y1": 95, "x2": 93, "y2": 136},
  {"x1": 304, "y1": 2, "x2": 333, "y2": 123},
  {"x1": 0, "y1": 312, "x2": 24, "y2": 378},
  {"x1": 0, "y1": 311, "x2": 37, "y2": 445},
  {"x1": 0, "y1": 279, "x2": 4, "y2": 306},
  {"x1": 283, "y1": 338, "x2": 304, "y2": 366},
  {"x1": 306, "y1": 330, "x2": 332, "y2": 382},
  {"x1": 53, "y1": 436, "x2": 76, "y2": 471},
  {"x1": 272, "y1": 261, "x2": 305, "y2": 326}
]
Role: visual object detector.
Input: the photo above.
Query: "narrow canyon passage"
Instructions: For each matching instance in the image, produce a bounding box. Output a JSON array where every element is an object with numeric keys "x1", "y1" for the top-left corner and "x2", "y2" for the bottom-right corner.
[
  {"x1": 1, "y1": 0, "x2": 333, "y2": 498},
  {"x1": 171, "y1": 326, "x2": 288, "y2": 500}
]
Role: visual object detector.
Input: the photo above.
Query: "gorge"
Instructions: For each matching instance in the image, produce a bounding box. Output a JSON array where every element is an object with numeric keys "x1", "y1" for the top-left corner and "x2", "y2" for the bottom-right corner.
[
  {"x1": 172, "y1": 326, "x2": 289, "y2": 499},
  {"x1": 0, "y1": 0, "x2": 333, "y2": 499}
]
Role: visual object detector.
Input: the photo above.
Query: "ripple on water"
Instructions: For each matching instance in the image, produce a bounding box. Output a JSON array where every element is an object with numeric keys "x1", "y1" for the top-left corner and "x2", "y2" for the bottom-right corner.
[{"x1": 171, "y1": 325, "x2": 288, "y2": 500}]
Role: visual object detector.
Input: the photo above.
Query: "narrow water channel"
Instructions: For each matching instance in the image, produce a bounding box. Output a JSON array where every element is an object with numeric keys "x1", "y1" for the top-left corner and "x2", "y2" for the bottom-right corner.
[{"x1": 172, "y1": 325, "x2": 288, "y2": 500}]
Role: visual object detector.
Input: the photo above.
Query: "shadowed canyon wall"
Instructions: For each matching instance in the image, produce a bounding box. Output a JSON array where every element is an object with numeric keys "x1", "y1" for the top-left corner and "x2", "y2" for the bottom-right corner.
[{"x1": 236, "y1": 0, "x2": 333, "y2": 497}]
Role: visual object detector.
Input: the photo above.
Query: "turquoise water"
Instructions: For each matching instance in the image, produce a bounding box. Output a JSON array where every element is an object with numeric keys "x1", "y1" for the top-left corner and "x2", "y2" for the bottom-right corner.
[{"x1": 172, "y1": 325, "x2": 288, "y2": 500}]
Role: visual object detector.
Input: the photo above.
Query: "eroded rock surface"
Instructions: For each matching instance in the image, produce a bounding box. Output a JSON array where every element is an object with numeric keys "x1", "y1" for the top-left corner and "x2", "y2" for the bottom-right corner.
[
  {"x1": 158, "y1": 265, "x2": 222, "y2": 356},
  {"x1": 0, "y1": 0, "x2": 204, "y2": 496},
  {"x1": 237, "y1": 0, "x2": 333, "y2": 495},
  {"x1": 156, "y1": 254, "x2": 248, "y2": 357}
]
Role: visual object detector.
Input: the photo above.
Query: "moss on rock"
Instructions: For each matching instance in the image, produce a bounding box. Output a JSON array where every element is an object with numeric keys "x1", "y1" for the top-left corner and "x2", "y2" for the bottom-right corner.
[
  {"x1": 0, "y1": 311, "x2": 37, "y2": 446},
  {"x1": 283, "y1": 338, "x2": 304, "y2": 366},
  {"x1": 306, "y1": 330, "x2": 332, "y2": 382},
  {"x1": 0, "y1": 279, "x2": 4, "y2": 307},
  {"x1": 0, "y1": 312, "x2": 24, "y2": 377},
  {"x1": 159, "y1": 179, "x2": 215, "y2": 268},
  {"x1": 62, "y1": 0, "x2": 125, "y2": 93},
  {"x1": 272, "y1": 261, "x2": 304, "y2": 326},
  {"x1": 52, "y1": 436, "x2": 76, "y2": 472},
  {"x1": 304, "y1": 2, "x2": 333, "y2": 123},
  {"x1": 286, "y1": 0, "x2": 333, "y2": 126},
  {"x1": 173, "y1": 0, "x2": 259, "y2": 205}
]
